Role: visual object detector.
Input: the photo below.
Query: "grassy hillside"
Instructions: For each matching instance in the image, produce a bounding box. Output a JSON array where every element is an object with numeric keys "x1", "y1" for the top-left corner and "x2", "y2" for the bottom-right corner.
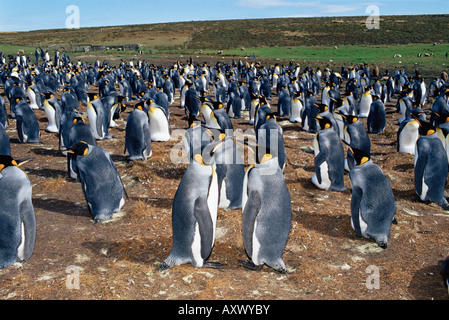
[
  {"x1": 1, "y1": 14, "x2": 449, "y2": 51},
  {"x1": 1, "y1": 14, "x2": 449, "y2": 76}
]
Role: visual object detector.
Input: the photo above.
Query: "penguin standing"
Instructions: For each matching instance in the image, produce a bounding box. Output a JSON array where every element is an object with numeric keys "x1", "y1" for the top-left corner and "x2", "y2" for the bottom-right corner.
[
  {"x1": 248, "y1": 93, "x2": 259, "y2": 125},
  {"x1": 67, "y1": 117, "x2": 97, "y2": 180},
  {"x1": 290, "y1": 91, "x2": 303, "y2": 123},
  {"x1": 257, "y1": 114, "x2": 287, "y2": 170},
  {"x1": 397, "y1": 114, "x2": 420, "y2": 155},
  {"x1": 42, "y1": 93, "x2": 62, "y2": 133},
  {"x1": 0, "y1": 96, "x2": 7, "y2": 128},
  {"x1": 0, "y1": 124, "x2": 11, "y2": 156},
  {"x1": 147, "y1": 99, "x2": 171, "y2": 142},
  {"x1": 124, "y1": 104, "x2": 152, "y2": 161},
  {"x1": 347, "y1": 145, "x2": 397, "y2": 249},
  {"x1": 212, "y1": 101, "x2": 234, "y2": 132},
  {"x1": 435, "y1": 112, "x2": 449, "y2": 163},
  {"x1": 239, "y1": 153, "x2": 292, "y2": 274},
  {"x1": 312, "y1": 115, "x2": 347, "y2": 192},
  {"x1": 27, "y1": 81, "x2": 42, "y2": 110},
  {"x1": 0, "y1": 155, "x2": 36, "y2": 269},
  {"x1": 67, "y1": 142, "x2": 126, "y2": 223},
  {"x1": 358, "y1": 87, "x2": 373, "y2": 118},
  {"x1": 367, "y1": 94, "x2": 386, "y2": 134},
  {"x1": 227, "y1": 89, "x2": 243, "y2": 119},
  {"x1": 277, "y1": 86, "x2": 292, "y2": 118},
  {"x1": 414, "y1": 120, "x2": 449, "y2": 210},
  {"x1": 301, "y1": 91, "x2": 320, "y2": 133},
  {"x1": 341, "y1": 114, "x2": 371, "y2": 171},
  {"x1": 14, "y1": 97, "x2": 40, "y2": 143},
  {"x1": 211, "y1": 133, "x2": 245, "y2": 210},
  {"x1": 86, "y1": 93, "x2": 106, "y2": 140},
  {"x1": 200, "y1": 97, "x2": 220, "y2": 129},
  {"x1": 157, "y1": 153, "x2": 222, "y2": 271}
]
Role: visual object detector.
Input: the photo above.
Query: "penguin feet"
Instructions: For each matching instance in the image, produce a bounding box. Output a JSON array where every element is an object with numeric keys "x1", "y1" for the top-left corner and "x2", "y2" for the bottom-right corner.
[
  {"x1": 156, "y1": 262, "x2": 172, "y2": 272},
  {"x1": 376, "y1": 242, "x2": 388, "y2": 249},
  {"x1": 440, "y1": 202, "x2": 449, "y2": 211},
  {"x1": 238, "y1": 260, "x2": 263, "y2": 272},
  {"x1": 203, "y1": 261, "x2": 225, "y2": 269}
]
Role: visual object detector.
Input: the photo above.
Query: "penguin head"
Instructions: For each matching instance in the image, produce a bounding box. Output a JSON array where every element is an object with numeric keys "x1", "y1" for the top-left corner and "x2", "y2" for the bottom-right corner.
[
  {"x1": 314, "y1": 103, "x2": 328, "y2": 114},
  {"x1": 213, "y1": 101, "x2": 224, "y2": 110},
  {"x1": 265, "y1": 113, "x2": 276, "y2": 122},
  {"x1": 341, "y1": 114, "x2": 358, "y2": 125},
  {"x1": 67, "y1": 141, "x2": 90, "y2": 157},
  {"x1": 42, "y1": 92, "x2": 54, "y2": 100},
  {"x1": 86, "y1": 93, "x2": 98, "y2": 102},
  {"x1": 344, "y1": 143, "x2": 371, "y2": 167},
  {"x1": 417, "y1": 120, "x2": 436, "y2": 136},
  {"x1": 259, "y1": 96, "x2": 268, "y2": 106},
  {"x1": 193, "y1": 153, "x2": 213, "y2": 167},
  {"x1": 14, "y1": 96, "x2": 24, "y2": 104},
  {"x1": 315, "y1": 114, "x2": 332, "y2": 130},
  {"x1": 135, "y1": 101, "x2": 145, "y2": 112},
  {"x1": 0, "y1": 155, "x2": 33, "y2": 173},
  {"x1": 72, "y1": 117, "x2": 85, "y2": 124},
  {"x1": 0, "y1": 155, "x2": 18, "y2": 173},
  {"x1": 435, "y1": 112, "x2": 449, "y2": 125}
]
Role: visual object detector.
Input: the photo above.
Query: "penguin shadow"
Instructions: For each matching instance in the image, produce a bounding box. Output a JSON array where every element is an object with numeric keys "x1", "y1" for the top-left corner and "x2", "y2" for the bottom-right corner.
[
  {"x1": 32, "y1": 198, "x2": 89, "y2": 218},
  {"x1": 31, "y1": 147, "x2": 66, "y2": 158},
  {"x1": 293, "y1": 208, "x2": 352, "y2": 240},
  {"x1": 9, "y1": 138, "x2": 42, "y2": 145},
  {"x1": 391, "y1": 188, "x2": 418, "y2": 202},
  {"x1": 26, "y1": 168, "x2": 68, "y2": 179},
  {"x1": 81, "y1": 238, "x2": 162, "y2": 264},
  {"x1": 407, "y1": 261, "x2": 449, "y2": 300},
  {"x1": 109, "y1": 153, "x2": 129, "y2": 163}
]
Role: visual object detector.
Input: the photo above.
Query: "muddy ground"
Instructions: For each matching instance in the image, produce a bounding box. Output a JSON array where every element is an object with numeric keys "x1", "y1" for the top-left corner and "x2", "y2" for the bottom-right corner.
[{"x1": 0, "y1": 56, "x2": 448, "y2": 302}]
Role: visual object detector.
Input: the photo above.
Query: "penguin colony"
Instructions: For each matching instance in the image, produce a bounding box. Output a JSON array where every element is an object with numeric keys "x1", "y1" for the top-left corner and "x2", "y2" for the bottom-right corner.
[{"x1": 0, "y1": 51, "x2": 449, "y2": 288}]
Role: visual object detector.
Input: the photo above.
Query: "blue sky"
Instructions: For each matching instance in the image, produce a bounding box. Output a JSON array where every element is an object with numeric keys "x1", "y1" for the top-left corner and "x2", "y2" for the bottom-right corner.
[{"x1": 0, "y1": 0, "x2": 447, "y2": 32}]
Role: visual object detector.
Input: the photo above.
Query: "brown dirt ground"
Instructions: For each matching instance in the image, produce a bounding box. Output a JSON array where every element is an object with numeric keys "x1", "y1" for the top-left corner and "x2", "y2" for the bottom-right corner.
[{"x1": 0, "y1": 56, "x2": 449, "y2": 302}]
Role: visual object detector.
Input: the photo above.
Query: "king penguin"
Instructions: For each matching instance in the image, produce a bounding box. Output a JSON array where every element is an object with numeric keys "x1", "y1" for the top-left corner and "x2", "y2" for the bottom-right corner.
[
  {"x1": 86, "y1": 93, "x2": 106, "y2": 140},
  {"x1": 124, "y1": 104, "x2": 152, "y2": 162},
  {"x1": 347, "y1": 145, "x2": 397, "y2": 249},
  {"x1": 397, "y1": 111, "x2": 421, "y2": 155},
  {"x1": 312, "y1": 115, "x2": 347, "y2": 192},
  {"x1": 14, "y1": 97, "x2": 40, "y2": 143},
  {"x1": 157, "y1": 153, "x2": 222, "y2": 271},
  {"x1": 341, "y1": 114, "x2": 371, "y2": 171},
  {"x1": 301, "y1": 91, "x2": 320, "y2": 133},
  {"x1": 257, "y1": 114, "x2": 287, "y2": 171},
  {"x1": 42, "y1": 92, "x2": 62, "y2": 133},
  {"x1": 435, "y1": 112, "x2": 449, "y2": 163},
  {"x1": 147, "y1": 99, "x2": 171, "y2": 142},
  {"x1": 67, "y1": 117, "x2": 97, "y2": 180},
  {"x1": 211, "y1": 132, "x2": 245, "y2": 210},
  {"x1": 358, "y1": 87, "x2": 373, "y2": 118},
  {"x1": 200, "y1": 96, "x2": 220, "y2": 129},
  {"x1": 414, "y1": 120, "x2": 449, "y2": 210},
  {"x1": 67, "y1": 142, "x2": 126, "y2": 223},
  {"x1": 0, "y1": 155, "x2": 36, "y2": 269},
  {"x1": 367, "y1": 94, "x2": 386, "y2": 134},
  {"x1": 239, "y1": 153, "x2": 292, "y2": 273},
  {"x1": 0, "y1": 124, "x2": 11, "y2": 156},
  {"x1": 290, "y1": 91, "x2": 303, "y2": 124}
]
